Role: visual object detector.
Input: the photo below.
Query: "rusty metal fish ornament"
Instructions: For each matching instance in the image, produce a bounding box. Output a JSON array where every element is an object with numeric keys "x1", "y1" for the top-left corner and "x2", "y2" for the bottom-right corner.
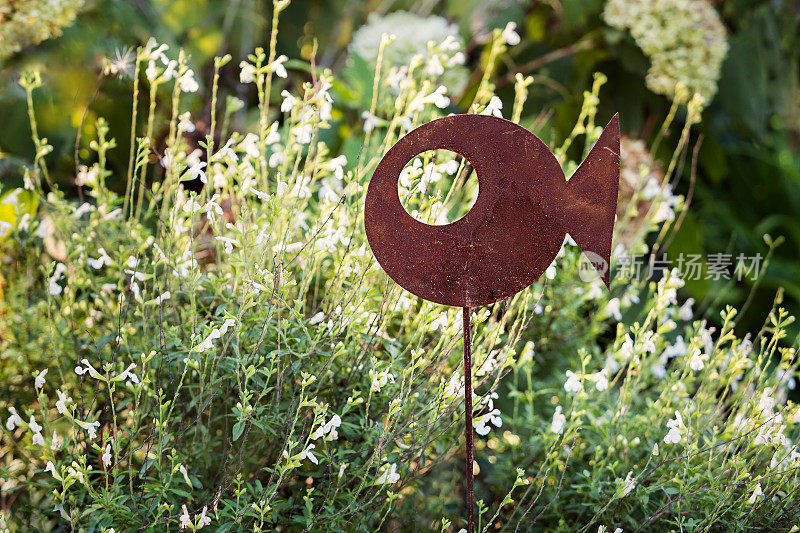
[{"x1": 364, "y1": 113, "x2": 620, "y2": 531}]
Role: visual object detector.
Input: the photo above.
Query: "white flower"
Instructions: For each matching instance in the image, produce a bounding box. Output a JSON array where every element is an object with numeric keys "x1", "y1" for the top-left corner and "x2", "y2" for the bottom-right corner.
[
  {"x1": 269, "y1": 55, "x2": 288, "y2": 78},
  {"x1": 32, "y1": 431, "x2": 45, "y2": 446},
  {"x1": 545, "y1": 260, "x2": 557, "y2": 279},
  {"x1": 619, "y1": 334, "x2": 634, "y2": 361},
  {"x1": 369, "y1": 369, "x2": 395, "y2": 392},
  {"x1": 215, "y1": 139, "x2": 238, "y2": 162},
  {"x1": 430, "y1": 311, "x2": 450, "y2": 332},
  {"x1": 426, "y1": 54, "x2": 444, "y2": 76},
  {"x1": 238, "y1": 133, "x2": 259, "y2": 159},
  {"x1": 56, "y1": 389, "x2": 71, "y2": 414},
  {"x1": 688, "y1": 348, "x2": 706, "y2": 371},
  {"x1": 76, "y1": 419, "x2": 100, "y2": 439},
  {"x1": 28, "y1": 415, "x2": 42, "y2": 434},
  {"x1": 375, "y1": 462, "x2": 400, "y2": 484},
  {"x1": 312, "y1": 414, "x2": 342, "y2": 440},
  {"x1": 50, "y1": 430, "x2": 62, "y2": 450},
  {"x1": 115, "y1": 363, "x2": 140, "y2": 384},
  {"x1": 551, "y1": 405, "x2": 566, "y2": 434},
  {"x1": 146, "y1": 60, "x2": 158, "y2": 81},
  {"x1": 748, "y1": 483, "x2": 762, "y2": 504},
  {"x1": 239, "y1": 61, "x2": 256, "y2": 83},
  {"x1": 178, "y1": 112, "x2": 195, "y2": 132},
  {"x1": 45, "y1": 461, "x2": 57, "y2": 477},
  {"x1": 87, "y1": 248, "x2": 112, "y2": 269},
  {"x1": 592, "y1": 370, "x2": 609, "y2": 391},
  {"x1": 621, "y1": 471, "x2": 636, "y2": 495},
  {"x1": 265, "y1": 121, "x2": 281, "y2": 144},
  {"x1": 178, "y1": 69, "x2": 199, "y2": 93},
  {"x1": 182, "y1": 197, "x2": 203, "y2": 214},
  {"x1": 281, "y1": 90, "x2": 298, "y2": 112},
  {"x1": 75, "y1": 359, "x2": 103, "y2": 380},
  {"x1": 678, "y1": 298, "x2": 694, "y2": 321},
  {"x1": 605, "y1": 298, "x2": 622, "y2": 321},
  {"x1": 640, "y1": 331, "x2": 656, "y2": 353},
  {"x1": 474, "y1": 406, "x2": 502, "y2": 436},
  {"x1": 483, "y1": 96, "x2": 503, "y2": 118},
  {"x1": 215, "y1": 236, "x2": 239, "y2": 254},
  {"x1": 423, "y1": 85, "x2": 450, "y2": 108},
  {"x1": 328, "y1": 155, "x2": 347, "y2": 180},
  {"x1": 179, "y1": 464, "x2": 192, "y2": 486},
  {"x1": 662, "y1": 336, "x2": 686, "y2": 359},
  {"x1": 6, "y1": 407, "x2": 22, "y2": 431},
  {"x1": 179, "y1": 504, "x2": 192, "y2": 529},
  {"x1": 249, "y1": 188, "x2": 271, "y2": 202},
  {"x1": 758, "y1": 388, "x2": 776, "y2": 415},
  {"x1": 299, "y1": 443, "x2": 318, "y2": 465},
  {"x1": 664, "y1": 426, "x2": 682, "y2": 444},
  {"x1": 153, "y1": 291, "x2": 171, "y2": 305},
  {"x1": 309, "y1": 312, "x2": 325, "y2": 325},
  {"x1": 35, "y1": 369, "x2": 48, "y2": 389},
  {"x1": 102, "y1": 444, "x2": 112, "y2": 467},
  {"x1": 502, "y1": 22, "x2": 521, "y2": 46},
  {"x1": 564, "y1": 370, "x2": 582, "y2": 393},
  {"x1": 651, "y1": 363, "x2": 667, "y2": 379},
  {"x1": 198, "y1": 506, "x2": 211, "y2": 528},
  {"x1": 361, "y1": 110, "x2": 379, "y2": 132},
  {"x1": 663, "y1": 411, "x2": 684, "y2": 444},
  {"x1": 269, "y1": 146, "x2": 285, "y2": 168},
  {"x1": 187, "y1": 161, "x2": 207, "y2": 183}
]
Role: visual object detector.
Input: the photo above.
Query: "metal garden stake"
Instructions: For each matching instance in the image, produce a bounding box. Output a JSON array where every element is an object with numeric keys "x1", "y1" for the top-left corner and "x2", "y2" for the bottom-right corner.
[{"x1": 365, "y1": 113, "x2": 620, "y2": 531}]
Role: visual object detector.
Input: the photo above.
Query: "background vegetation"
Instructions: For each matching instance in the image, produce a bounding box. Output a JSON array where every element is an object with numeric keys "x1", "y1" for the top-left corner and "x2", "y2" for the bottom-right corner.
[{"x1": 1, "y1": 0, "x2": 800, "y2": 531}]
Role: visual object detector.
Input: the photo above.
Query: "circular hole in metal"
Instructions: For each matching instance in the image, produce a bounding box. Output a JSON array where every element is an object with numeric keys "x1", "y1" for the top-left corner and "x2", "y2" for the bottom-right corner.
[{"x1": 397, "y1": 149, "x2": 479, "y2": 225}]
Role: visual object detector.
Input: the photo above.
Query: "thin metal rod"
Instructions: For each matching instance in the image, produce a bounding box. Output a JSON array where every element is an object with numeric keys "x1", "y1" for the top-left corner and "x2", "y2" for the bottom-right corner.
[{"x1": 462, "y1": 306, "x2": 474, "y2": 533}]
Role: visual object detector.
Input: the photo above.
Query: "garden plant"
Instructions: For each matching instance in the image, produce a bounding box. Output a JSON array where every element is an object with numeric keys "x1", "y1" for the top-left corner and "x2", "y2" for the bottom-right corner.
[{"x1": 1, "y1": 0, "x2": 800, "y2": 531}]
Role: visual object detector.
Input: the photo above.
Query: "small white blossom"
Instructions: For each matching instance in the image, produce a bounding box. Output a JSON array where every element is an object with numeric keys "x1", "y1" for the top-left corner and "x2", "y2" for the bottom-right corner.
[
  {"x1": 178, "y1": 69, "x2": 199, "y2": 93},
  {"x1": 748, "y1": 483, "x2": 762, "y2": 504},
  {"x1": 269, "y1": 55, "x2": 288, "y2": 78},
  {"x1": 87, "y1": 248, "x2": 112, "y2": 269},
  {"x1": 688, "y1": 348, "x2": 706, "y2": 371},
  {"x1": 592, "y1": 370, "x2": 609, "y2": 391},
  {"x1": 663, "y1": 411, "x2": 684, "y2": 444},
  {"x1": 311, "y1": 414, "x2": 342, "y2": 440},
  {"x1": 551, "y1": 405, "x2": 566, "y2": 434},
  {"x1": 179, "y1": 504, "x2": 192, "y2": 529},
  {"x1": 281, "y1": 90, "x2": 298, "y2": 112},
  {"x1": 56, "y1": 389, "x2": 71, "y2": 414},
  {"x1": 375, "y1": 463, "x2": 400, "y2": 484},
  {"x1": 502, "y1": 22, "x2": 521, "y2": 46},
  {"x1": 240, "y1": 133, "x2": 260, "y2": 158},
  {"x1": 187, "y1": 161, "x2": 207, "y2": 183},
  {"x1": 6, "y1": 407, "x2": 22, "y2": 431},
  {"x1": 621, "y1": 471, "x2": 636, "y2": 495},
  {"x1": 299, "y1": 443, "x2": 318, "y2": 465},
  {"x1": 35, "y1": 369, "x2": 48, "y2": 389},
  {"x1": 239, "y1": 61, "x2": 255, "y2": 83},
  {"x1": 564, "y1": 370, "x2": 582, "y2": 394},
  {"x1": 215, "y1": 236, "x2": 239, "y2": 254},
  {"x1": 76, "y1": 419, "x2": 100, "y2": 439},
  {"x1": 483, "y1": 96, "x2": 503, "y2": 118}
]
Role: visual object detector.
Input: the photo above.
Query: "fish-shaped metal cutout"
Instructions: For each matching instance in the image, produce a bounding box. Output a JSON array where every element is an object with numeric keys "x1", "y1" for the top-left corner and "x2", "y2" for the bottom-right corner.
[{"x1": 365, "y1": 113, "x2": 620, "y2": 307}]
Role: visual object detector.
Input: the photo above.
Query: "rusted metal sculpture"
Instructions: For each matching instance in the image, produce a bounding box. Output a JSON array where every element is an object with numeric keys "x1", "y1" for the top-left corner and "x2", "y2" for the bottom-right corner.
[{"x1": 365, "y1": 113, "x2": 620, "y2": 531}]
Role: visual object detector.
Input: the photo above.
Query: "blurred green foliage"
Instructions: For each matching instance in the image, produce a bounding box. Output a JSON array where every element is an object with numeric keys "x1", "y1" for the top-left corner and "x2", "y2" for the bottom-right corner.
[{"x1": 0, "y1": 0, "x2": 798, "y2": 334}]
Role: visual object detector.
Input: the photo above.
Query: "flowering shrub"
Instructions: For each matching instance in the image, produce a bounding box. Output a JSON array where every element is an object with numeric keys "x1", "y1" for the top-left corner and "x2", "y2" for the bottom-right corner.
[
  {"x1": 1, "y1": 4, "x2": 799, "y2": 531},
  {"x1": 603, "y1": 0, "x2": 728, "y2": 105},
  {"x1": 0, "y1": 0, "x2": 85, "y2": 60}
]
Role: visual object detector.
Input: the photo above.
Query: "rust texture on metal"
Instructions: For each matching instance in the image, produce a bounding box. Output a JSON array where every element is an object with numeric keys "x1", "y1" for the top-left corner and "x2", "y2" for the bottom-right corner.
[{"x1": 364, "y1": 113, "x2": 620, "y2": 307}]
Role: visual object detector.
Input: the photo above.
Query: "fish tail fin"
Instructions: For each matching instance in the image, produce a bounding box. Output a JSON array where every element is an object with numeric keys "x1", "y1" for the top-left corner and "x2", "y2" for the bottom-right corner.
[{"x1": 563, "y1": 114, "x2": 620, "y2": 289}]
